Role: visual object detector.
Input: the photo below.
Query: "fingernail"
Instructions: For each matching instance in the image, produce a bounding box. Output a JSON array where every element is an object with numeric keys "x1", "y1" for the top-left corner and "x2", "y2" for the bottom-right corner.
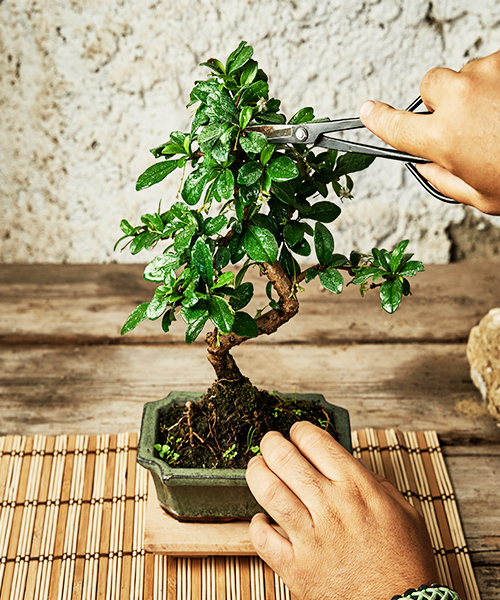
[{"x1": 360, "y1": 100, "x2": 375, "y2": 119}]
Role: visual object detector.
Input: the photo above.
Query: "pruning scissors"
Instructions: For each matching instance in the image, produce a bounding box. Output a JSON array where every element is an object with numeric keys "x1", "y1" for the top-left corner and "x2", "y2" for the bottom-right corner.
[{"x1": 248, "y1": 97, "x2": 456, "y2": 204}]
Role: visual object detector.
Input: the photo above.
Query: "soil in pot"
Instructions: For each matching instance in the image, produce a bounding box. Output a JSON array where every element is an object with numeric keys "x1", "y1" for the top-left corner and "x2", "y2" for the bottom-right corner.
[{"x1": 155, "y1": 378, "x2": 339, "y2": 470}]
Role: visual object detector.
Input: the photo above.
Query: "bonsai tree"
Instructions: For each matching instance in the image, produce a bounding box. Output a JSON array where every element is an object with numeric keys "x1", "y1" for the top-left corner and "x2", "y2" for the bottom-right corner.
[{"x1": 117, "y1": 42, "x2": 424, "y2": 468}]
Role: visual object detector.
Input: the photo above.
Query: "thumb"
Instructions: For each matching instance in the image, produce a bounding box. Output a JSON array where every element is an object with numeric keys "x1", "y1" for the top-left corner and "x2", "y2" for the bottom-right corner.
[{"x1": 359, "y1": 100, "x2": 434, "y2": 160}]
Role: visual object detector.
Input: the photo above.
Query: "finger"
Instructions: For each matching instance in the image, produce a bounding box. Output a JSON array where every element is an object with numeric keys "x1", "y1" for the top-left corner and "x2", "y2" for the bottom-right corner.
[
  {"x1": 414, "y1": 163, "x2": 500, "y2": 214},
  {"x1": 248, "y1": 513, "x2": 294, "y2": 578},
  {"x1": 359, "y1": 101, "x2": 435, "y2": 160},
  {"x1": 246, "y1": 454, "x2": 312, "y2": 531},
  {"x1": 289, "y1": 421, "x2": 368, "y2": 484},
  {"x1": 419, "y1": 67, "x2": 459, "y2": 111},
  {"x1": 257, "y1": 431, "x2": 334, "y2": 517}
]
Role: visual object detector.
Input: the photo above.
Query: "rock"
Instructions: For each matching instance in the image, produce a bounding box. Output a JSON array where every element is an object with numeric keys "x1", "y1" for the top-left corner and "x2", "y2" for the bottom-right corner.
[{"x1": 467, "y1": 308, "x2": 500, "y2": 424}]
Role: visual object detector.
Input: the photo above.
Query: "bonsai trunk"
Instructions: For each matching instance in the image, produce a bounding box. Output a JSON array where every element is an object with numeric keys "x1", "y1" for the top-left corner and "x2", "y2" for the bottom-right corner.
[{"x1": 205, "y1": 261, "x2": 300, "y2": 383}]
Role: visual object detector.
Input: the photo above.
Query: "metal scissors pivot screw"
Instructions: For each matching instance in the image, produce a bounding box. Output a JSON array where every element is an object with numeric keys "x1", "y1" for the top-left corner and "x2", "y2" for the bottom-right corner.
[{"x1": 248, "y1": 97, "x2": 456, "y2": 204}]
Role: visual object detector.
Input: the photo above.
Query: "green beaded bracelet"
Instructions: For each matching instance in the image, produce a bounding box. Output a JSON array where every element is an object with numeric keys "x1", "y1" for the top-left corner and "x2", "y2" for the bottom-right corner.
[{"x1": 391, "y1": 584, "x2": 460, "y2": 600}]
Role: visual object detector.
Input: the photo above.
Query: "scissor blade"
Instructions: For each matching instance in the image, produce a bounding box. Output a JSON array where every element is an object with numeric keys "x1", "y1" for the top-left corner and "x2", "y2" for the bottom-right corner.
[{"x1": 246, "y1": 125, "x2": 294, "y2": 142}]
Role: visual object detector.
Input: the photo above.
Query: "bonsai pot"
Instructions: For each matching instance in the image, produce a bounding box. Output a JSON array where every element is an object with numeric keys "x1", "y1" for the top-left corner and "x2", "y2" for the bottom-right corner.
[{"x1": 137, "y1": 391, "x2": 352, "y2": 522}]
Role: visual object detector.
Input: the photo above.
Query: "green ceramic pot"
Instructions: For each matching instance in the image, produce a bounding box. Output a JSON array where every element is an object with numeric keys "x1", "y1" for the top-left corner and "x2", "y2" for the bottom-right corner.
[{"x1": 137, "y1": 391, "x2": 352, "y2": 522}]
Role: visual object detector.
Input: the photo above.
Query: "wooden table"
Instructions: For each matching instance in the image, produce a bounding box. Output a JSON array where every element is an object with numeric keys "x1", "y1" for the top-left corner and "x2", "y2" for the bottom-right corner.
[{"x1": 1, "y1": 263, "x2": 499, "y2": 597}]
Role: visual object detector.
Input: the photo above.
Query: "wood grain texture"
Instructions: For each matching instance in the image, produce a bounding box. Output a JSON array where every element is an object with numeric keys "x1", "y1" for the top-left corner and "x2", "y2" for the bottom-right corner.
[
  {"x1": 2, "y1": 263, "x2": 500, "y2": 343},
  {"x1": 1, "y1": 263, "x2": 499, "y2": 599}
]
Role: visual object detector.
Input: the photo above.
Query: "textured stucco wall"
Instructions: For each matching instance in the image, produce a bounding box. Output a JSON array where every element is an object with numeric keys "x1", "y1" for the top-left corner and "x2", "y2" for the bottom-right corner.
[{"x1": 1, "y1": 0, "x2": 499, "y2": 264}]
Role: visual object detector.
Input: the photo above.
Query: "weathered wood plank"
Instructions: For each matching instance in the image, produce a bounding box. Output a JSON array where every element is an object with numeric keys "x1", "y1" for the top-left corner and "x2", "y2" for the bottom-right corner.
[
  {"x1": 1, "y1": 263, "x2": 499, "y2": 343},
  {"x1": 1, "y1": 343, "x2": 498, "y2": 442}
]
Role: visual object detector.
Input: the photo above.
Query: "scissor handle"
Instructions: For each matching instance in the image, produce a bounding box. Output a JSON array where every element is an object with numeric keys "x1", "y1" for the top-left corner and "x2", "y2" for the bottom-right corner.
[{"x1": 404, "y1": 97, "x2": 458, "y2": 204}]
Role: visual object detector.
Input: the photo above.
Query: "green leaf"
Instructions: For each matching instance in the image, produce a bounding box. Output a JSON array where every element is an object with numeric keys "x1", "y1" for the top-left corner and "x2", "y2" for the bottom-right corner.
[
  {"x1": 229, "y1": 232, "x2": 246, "y2": 263},
  {"x1": 319, "y1": 268, "x2": 343, "y2": 294},
  {"x1": 216, "y1": 169, "x2": 235, "y2": 200},
  {"x1": 305, "y1": 201, "x2": 341, "y2": 223},
  {"x1": 143, "y1": 253, "x2": 181, "y2": 282},
  {"x1": 239, "y1": 183, "x2": 260, "y2": 206},
  {"x1": 191, "y1": 238, "x2": 213, "y2": 286},
  {"x1": 182, "y1": 168, "x2": 211, "y2": 206},
  {"x1": 185, "y1": 310, "x2": 209, "y2": 343},
  {"x1": 237, "y1": 161, "x2": 263, "y2": 185},
  {"x1": 212, "y1": 271, "x2": 235, "y2": 289},
  {"x1": 314, "y1": 222, "x2": 334, "y2": 265},
  {"x1": 266, "y1": 156, "x2": 299, "y2": 182},
  {"x1": 244, "y1": 226, "x2": 278, "y2": 263},
  {"x1": 147, "y1": 295, "x2": 169, "y2": 320},
  {"x1": 305, "y1": 267, "x2": 319, "y2": 283},
  {"x1": 390, "y1": 240, "x2": 410, "y2": 273},
  {"x1": 121, "y1": 303, "x2": 149, "y2": 335},
  {"x1": 372, "y1": 248, "x2": 390, "y2": 271},
  {"x1": 161, "y1": 310, "x2": 173, "y2": 333},
  {"x1": 130, "y1": 231, "x2": 159, "y2": 255},
  {"x1": 204, "y1": 214, "x2": 228, "y2": 236},
  {"x1": 380, "y1": 279, "x2": 403, "y2": 314},
  {"x1": 198, "y1": 122, "x2": 231, "y2": 150},
  {"x1": 227, "y1": 44, "x2": 253, "y2": 74},
  {"x1": 239, "y1": 80, "x2": 269, "y2": 104},
  {"x1": 215, "y1": 247, "x2": 231, "y2": 269},
  {"x1": 290, "y1": 238, "x2": 311, "y2": 256},
  {"x1": 240, "y1": 131, "x2": 267, "y2": 154},
  {"x1": 229, "y1": 282, "x2": 254, "y2": 310},
  {"x1": 400, "y1": 260, "x2": 425, "y2": 277},
  {"x1": 136, "y1": 160, "x2": 178, "y2": 191},
  {"x1": 232, "y1": 312, "x2": 259, "y2": 338},
  {"x1": 283, "y1": 221, "x2": 304, "y2": 247},
  {"x1": 289, "y1": 107, "x2": 314, "y2": 125},
  {"x1": 239, "y1": 106, "x2": 253, "y2": 130},
  {"x1": 240, "y1": 59, "x2": 258, "y2": 86},
  {"x1": 351, "y1": 267, "x2": 384, "y2": 285},
  {"x1": 333, "y1": 153, "x2": 376, "y2": 178},
  {"x1": 279, "y1": 245, "x2": 300, "y2": 278},
  {"x1": 120, "y1": 219, "x2": 135, "y2": 235},
  {"x1": 209, "y1": 296, "x2": 234, "y2": 333},
  {"x1": 173, "y1": 225, "x2": 196, "y2": 252},
  {"x1": 260, "y1": 143, "x2": 275, "y2": 166}
]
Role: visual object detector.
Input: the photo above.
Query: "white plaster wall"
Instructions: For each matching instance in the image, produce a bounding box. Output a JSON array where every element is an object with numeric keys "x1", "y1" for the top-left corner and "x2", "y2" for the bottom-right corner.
[{"x1": 0, "y1": 0, "x2": 499, "y2": 264}]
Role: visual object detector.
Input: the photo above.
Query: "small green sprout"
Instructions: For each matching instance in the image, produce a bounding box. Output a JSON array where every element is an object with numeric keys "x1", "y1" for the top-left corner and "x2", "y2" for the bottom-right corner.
[
  {"x1": 222, "y1": 443, "x2": 238, "y2": 461},
  {"x1": 154, "y1": 441, "x2": 180, "y2": 463}
]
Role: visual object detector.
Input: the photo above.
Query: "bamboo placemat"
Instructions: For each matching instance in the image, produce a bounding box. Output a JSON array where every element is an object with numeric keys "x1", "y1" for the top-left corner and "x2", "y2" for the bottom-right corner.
[{"x1": 0, "y1": 431, "x2": 480, "y2": 600}]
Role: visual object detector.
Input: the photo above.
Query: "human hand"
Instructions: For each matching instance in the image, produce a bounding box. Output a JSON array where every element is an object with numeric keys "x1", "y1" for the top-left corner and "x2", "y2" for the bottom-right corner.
[
  {"x1": 359, "y1": 49, "x2": 500, "y2": 215},
  {"x1": 246, "y1": 421, "x2": 439, "y2": 600}
]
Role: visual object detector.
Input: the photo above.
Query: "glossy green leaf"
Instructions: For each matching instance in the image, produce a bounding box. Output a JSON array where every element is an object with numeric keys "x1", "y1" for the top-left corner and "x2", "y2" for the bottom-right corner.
[
  {"x1": 351, "y1": 267, "x2": 384, "y2": 285},
  {"x1": 209, "y1": 296, "x2": 234, "y2": 333},
  {"x1": 120, "y1": 219, "x2": 135, "y2": 235},
  {"x1": 225, "y1": 41, "x2": 248, "y2": 70},
  {"x1": 136, "y1": 160, "x2": 178, "y2": 191},
  {"x1": 216, "y1": 169, "x2": 234, "y2": 200},
  {"x1": 333, "y1": 153, "x2": 376, "y2": 178},
  {"x1": 290, "y1": 238, "x2": 311, "y2": 256},
  {"x1": 380, "y1": 279, "x2": 403, "y2": 314},
  {"x1": 240, "y1": 131, "x2": 267, "y2": 154},
  {"x1": 289, "y1": 107, "x2": 314, "y2": 125},
  {"x1": 314, "y1": 222, "x2": 334, "y2": 265},
  {"x1": 229, "y1": 281, "x2": 254, "y2": 310},
  {"x1": 143, "y1": 253, "x2": 181, "y2": 282},
  {"x1": 212, "y1": 271, "x2": 235, "y2": 289},
  {"x1": 161, "y1": 310, "x2": 173, "y2": 333},
  {"x1": 400, "y1": 260, "x2": 425, "y2": 277},
  {"x1": 240, "y1": 59, "x2": 258, "y2": 86},
  {"x1": 198, "y1": 122, "x2": 230, "y2": 150},
  {"x1": 191, "y1": 238, "x2": 213, "y2": 286},
  {"x1": 232, "y1": 312, "x2": 259, "y2": 338},
  {"x1": 239, "y1": 106, "x2": 253, "y2": 130},
  {"x1": 185, "y1": 310, "x2": 209, "y2": 343},
  {"x1": 266, "y1": 156, "x2": 299, "y2": 182},
  {"x1": 204, "y1": 214, "x2": 228, "y2": 236},
  {"x1": 121, "y1": 303, "x2": 149, "y2": 335},
  {"x1": 215, "y1": 246, "x2": 231, "y2": 269},
  {"x1": 389, "y1": 240, "x2": 410, "y2": 273},
  {"x1": 182, "y1": 168, "x2": 211, "y2": 206},
  {"x1": 260, "y1": 143, "x2": 275, "y2": 166},
  {"x1": 305, "y1": 201, "x2": 341, "y2": 223},
  {"x1": 173, "y1": 225, "x2": 196, "y2": 252},
  {"x1": 319, "y1": 268, "x2": 343, "y2": 294},
  {"x1": 227, "y1": 44, "x2": 253, "y2": 74},
  {"x1": 237, "y1": 161, "x2": 263, "y2": 185},
  {"x1": 244, "y1": 226, "x2": 278, "y2": 263},
  {"x1": 130, "y1": 231, "x2": 159, "y2": 255},
  {"x1": 283, "y1": 221, "x2": 304, "y2": 247},
  {"x1": 305, "y1": 267, "x2": 319, "y2": 283},
  {"x1": 229, "y1": 232, "x2": 246, "y2": 263},
  {"x1": 147, "y1": 294, "x2": 169, "y2": 320},
  {"x1": 278, "y1": 245, "x2": 300, "y2": 278},
  {"x1": 239, "y1": 80, "x2": 269, "y2": 104}
]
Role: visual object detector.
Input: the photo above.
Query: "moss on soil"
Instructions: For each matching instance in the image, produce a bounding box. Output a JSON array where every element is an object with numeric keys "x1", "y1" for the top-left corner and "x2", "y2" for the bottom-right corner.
[{"x1": 156, "y1": 378, "x2": 337, "y2": 469}]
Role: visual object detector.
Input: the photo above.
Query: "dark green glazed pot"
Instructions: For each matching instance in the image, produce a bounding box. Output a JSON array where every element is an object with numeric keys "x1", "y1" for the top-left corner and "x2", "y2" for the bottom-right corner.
[{"x1": 137, "y1": 391, "x2": 352, "y2": 522}]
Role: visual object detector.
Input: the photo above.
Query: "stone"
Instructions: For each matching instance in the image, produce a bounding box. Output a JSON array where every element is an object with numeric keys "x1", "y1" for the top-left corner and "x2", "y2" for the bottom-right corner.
[{"x1": 467, "y1": 308, "x2": 500, "y2": 424}]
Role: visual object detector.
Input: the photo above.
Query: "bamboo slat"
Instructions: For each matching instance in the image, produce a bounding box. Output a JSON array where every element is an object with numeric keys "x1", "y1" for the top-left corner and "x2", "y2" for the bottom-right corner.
[{"x1": 0, "y1": 431, "x2": 480, "y2": 600}]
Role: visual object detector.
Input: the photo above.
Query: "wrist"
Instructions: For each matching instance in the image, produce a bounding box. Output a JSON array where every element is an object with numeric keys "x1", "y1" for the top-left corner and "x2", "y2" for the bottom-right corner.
[{"x1": 391, "y1": 584, "x2": 460, "y2": 600}]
